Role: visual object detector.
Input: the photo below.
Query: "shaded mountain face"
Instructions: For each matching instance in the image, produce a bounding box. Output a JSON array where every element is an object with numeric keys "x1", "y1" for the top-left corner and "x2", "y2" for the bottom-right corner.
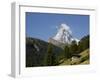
[
  {"x1": 48, "y1": 24, "x2": 79, "y2": 46},
  {"x1": 26, "y1": 37, "x2": 64, "y2": 67}
]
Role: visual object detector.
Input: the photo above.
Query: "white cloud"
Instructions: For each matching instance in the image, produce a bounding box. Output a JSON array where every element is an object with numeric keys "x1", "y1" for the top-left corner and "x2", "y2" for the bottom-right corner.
[{"x1": 59, "y1": 23, "x2": 72, "y2": 34}]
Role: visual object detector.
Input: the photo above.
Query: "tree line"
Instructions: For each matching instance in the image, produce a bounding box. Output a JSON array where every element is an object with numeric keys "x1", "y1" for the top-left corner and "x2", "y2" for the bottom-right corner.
[
  {"x1": 44, "y1": 35, "x2": 89, "y2": 66},
  {"x1": 64, "y1": 35, "x2": 89, "y2": 59}
]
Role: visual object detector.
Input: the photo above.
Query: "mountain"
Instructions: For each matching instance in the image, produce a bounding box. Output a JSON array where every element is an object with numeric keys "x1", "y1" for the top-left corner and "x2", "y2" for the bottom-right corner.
[
  {"x1": 26, "y1": 34, "x2": 89, "y2": 67},
  {"x1": 26, "y1": 37, "x2": 64, "y2": 67},
  {"x1": 48, "y1": 24, "x2": 79, "y2": 46}
]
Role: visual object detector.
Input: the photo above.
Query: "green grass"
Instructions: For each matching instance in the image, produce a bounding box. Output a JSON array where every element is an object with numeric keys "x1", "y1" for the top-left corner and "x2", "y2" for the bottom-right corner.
[
  {"x1": 79, "y1": 49, "x2": 89, "y2": 63},
  {"x1": 59, "y1": 49, "x2": 89, "y2": 65},
  {"x1": 80, "y1": 49, "x2": 89, "y2": 58},
  {"x1": 80, "y1": 59, "x2": 89, "y2": 64},
  {"x1": 59, "y1": 59, "x2": 71, "y2": 65}
]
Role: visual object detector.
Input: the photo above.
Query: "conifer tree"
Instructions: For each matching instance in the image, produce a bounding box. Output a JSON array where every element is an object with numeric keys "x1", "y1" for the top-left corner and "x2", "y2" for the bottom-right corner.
[
  {"x1": 64, "y1": 45, "x2": 71, "y2": 59},
  {"x1": 44, "y1": 43, "x2": 53, "y2": 66},
  {"x1": 69, "y1": 40, "x2": 78, "y2": 55}
]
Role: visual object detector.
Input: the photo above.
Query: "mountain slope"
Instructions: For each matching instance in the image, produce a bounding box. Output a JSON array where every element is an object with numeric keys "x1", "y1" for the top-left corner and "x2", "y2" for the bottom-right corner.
[
  {"x1": 59, "y1": 49, "x2": 89, "y2": 65},
  {"x1": 26, "y1": 37, "x2": 64, "y2": 67}
]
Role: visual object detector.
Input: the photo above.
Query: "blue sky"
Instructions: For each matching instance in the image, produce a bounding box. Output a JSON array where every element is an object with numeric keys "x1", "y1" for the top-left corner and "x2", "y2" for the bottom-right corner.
[{"x1": 26, "y1": 12, "x2": 89, "y2": 41}]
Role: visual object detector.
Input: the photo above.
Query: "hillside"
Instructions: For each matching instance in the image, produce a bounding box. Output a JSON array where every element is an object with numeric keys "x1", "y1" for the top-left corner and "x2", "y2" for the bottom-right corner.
[
  {"x1": 59, "y1": 49, "x2": 89, "y2": 65},
  {"x1": 26, "y1": 37, "x2": 64, "y2": 67},
  {"x1": 79, "y1": 49, "x2": 89, "y2": 64},
  {"x1": 26, "y1": 36, "x2": 89, "y2": 67}
]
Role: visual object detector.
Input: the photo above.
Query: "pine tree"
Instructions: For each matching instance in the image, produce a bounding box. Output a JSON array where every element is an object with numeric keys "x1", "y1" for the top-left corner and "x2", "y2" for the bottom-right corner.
[
  {"x1": 64, "y1": 45, "x2": 71, "y2": 59},
  {"x1": 77, "y1": 35, "x2": 89, "y2": 53},
  {"x1": 77, "y1": 41, "x2": 83, "y2": 53},
  {"x1": 44, "y1": 43, "x2": 53, "y2": 66},
  {"x1": 69, "y1": 40, "x2": 78, "y2": 55}
]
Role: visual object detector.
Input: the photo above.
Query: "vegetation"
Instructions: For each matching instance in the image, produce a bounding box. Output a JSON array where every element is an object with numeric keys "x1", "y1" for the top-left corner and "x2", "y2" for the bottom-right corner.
[
  {"x1": 60, "y1": 49, "x2": 89, "y2": 65},
  {"x1": 64, "y1": 35, "x2": 89, "y2": 58},
  {"x1": 64, "y1": 45, "x2": 70, "y2": 59},
  {"x1": 26, "y1": 35, "x2": 90, "y2": 67},
  {"x1": 26, "y1": 37, "x2": 63, "y2": 67},
  {"x1": 44, "y1": 43, "x2": 53, "y2": 66},
  {"x1": 78, "y1": 35, "x2": 89, "y2": 53}
]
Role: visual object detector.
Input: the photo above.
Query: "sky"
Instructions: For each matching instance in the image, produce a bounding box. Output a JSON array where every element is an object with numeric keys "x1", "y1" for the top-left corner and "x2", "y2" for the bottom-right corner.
[{"x1": 26, "y1": 12, "x2": 89, "y2": 41}]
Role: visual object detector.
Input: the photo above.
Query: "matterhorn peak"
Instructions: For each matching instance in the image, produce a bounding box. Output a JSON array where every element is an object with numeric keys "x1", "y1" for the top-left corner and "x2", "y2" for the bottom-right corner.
[{"x1": 48, "y1": 23, "x2": 79, "y2": 45}]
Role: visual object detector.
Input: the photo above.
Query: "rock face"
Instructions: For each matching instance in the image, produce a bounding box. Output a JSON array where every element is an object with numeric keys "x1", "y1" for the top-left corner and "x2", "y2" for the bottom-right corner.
[
  {"x1": 48, "y1": 38, "x2": 64, "y2": 47},
  {"x1": 48, "y1": 23, "x2": 79, "y2": 46}
]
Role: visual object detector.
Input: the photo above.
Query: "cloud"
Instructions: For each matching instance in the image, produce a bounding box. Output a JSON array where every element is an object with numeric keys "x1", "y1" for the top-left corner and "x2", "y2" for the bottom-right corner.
[{"x1": 59, "y1": 23, "x2": 72, "y2": 34}]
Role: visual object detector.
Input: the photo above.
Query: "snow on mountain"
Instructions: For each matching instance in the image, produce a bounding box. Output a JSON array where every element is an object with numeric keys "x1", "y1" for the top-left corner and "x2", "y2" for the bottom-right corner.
[{"x1": 49, "y1": 23, "x2": 79, "y2": 45}]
